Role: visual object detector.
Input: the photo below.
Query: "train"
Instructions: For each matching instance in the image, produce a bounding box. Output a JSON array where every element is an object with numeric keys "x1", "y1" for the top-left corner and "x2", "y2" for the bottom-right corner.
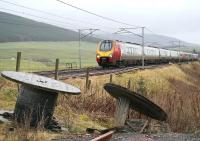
[{"x1": 96, "y1": 40, "x2": 199, "y2": 67}]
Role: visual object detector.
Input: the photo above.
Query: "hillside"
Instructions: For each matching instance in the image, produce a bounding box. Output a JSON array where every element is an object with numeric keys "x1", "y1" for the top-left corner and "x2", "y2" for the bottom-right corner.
[
  {"x1": 98, "y1": 33, "x2": 200, "y2": 52},
  {"x1": 0, "y1": 41, "x2": 97, "y2": 71},
  {"x1": 0, "y1": 12, "x2": 98, "y2": 42},
  {"x1": 0, "y1": 11, "x2": 200, "y2": 53}
]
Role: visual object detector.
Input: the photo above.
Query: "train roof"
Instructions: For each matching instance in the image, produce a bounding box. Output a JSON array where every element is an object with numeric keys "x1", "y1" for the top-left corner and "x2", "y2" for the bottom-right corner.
[{"x1": 100, "y1": 40, "x2": 198, "y2": 55}]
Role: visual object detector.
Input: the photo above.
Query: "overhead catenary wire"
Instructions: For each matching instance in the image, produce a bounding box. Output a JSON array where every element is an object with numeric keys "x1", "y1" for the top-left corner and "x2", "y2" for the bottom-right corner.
[
  {"x1": 0, "y1": 7, "x2": 88, "y2": 30},
  {"x1": 0, "y1": 0, "x2": 189, "y2": 50},
  {"x1": 0, "y1": 20, "x2": 84, "y2": 40},
  {"x1": 0, "y1": 14, "x2": 121, "y2": 43},
  {"x1": 0, "y1": 0, "x2": 165, "y2": 43},
  {"x1": 0, "y1": 0, "x2": 117, "y2": 31},
  {"x1": 0, "y1": 20, "x2": 67, "y2": 30},
  {"x1": 56, "y1": 0, "x2": 141, "y2": 28},
  {"x1": 144, "y1": 27, "x2": 192, "y2": 50}
]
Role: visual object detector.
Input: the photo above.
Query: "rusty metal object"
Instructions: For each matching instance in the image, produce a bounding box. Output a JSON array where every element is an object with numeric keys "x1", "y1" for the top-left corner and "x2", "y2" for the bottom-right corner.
[
  {"x1": 104, "y1": 83, "x2": 167, "y2": 121},
  {"x1": 91, "y1": 131, "x2": 114, "y2": 141},
  {"x1": 1, "y1": 71, "x2": 81, "y2": 128}
]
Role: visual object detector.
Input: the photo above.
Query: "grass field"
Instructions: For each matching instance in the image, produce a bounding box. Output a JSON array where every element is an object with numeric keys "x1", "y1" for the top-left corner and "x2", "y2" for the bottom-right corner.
[{"x1": 0, "y1": 41, "x2": 98, "y2": 71}]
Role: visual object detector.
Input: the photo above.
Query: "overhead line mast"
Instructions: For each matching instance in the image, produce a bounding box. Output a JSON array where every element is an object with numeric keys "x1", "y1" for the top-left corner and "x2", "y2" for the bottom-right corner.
[
  {"x1": 114, "y1": 27, "x2": 145, "y2": 68},
  {"x1": 78, "y1": 29, "x2": 99, "y2": 69}
]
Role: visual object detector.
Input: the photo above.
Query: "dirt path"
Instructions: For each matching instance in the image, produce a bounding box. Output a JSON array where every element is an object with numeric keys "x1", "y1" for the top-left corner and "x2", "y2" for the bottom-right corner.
[{"x1": 52, "y1": 132, "x2": 200, "y2": 141}]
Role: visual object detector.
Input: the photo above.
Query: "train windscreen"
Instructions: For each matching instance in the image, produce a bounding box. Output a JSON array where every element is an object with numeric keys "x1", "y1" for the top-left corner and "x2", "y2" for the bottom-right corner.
[{"x1": 100, "y1": 41, "x2": 112, "y2": 51}]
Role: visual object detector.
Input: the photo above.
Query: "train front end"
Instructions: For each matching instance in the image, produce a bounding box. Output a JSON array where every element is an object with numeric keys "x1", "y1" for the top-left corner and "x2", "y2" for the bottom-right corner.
[{"x1": 96, "y1": 40, "x2": 114, "y2": 67}]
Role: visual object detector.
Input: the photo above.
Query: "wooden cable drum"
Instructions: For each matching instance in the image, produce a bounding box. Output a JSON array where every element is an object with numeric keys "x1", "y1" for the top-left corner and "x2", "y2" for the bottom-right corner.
[
  {"x1": 104, "y1": 83, "x2": 167, "y2": 122},
  {"x1": 1, "y1": 71, "x2": 81, "y2": 128}
]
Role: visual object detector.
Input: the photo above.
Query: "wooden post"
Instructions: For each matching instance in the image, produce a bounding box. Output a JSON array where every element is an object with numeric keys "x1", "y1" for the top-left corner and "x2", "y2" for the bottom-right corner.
[
  {"x1": 16, "y1": 52, "x2": 21, "y2": 91},
  {"x1": 86, "y1": 68, "x2": 89, "y2": 90},
  {"x1": 55, "y1": 58, "x2": 59, "y2": 80},
  {"x1": 70, "y1": 63, "x2": 72, "y2": 69},
  {"x1": 114, "y1": 97, "x2": 130, "y2": 127},
  {"x1": 127, "y1": 79, "x2": 131, "y2": 119},
  {"x1": 110, "y1": 74, "x2": 113, "y2": 83},
  {"x1": 87, "y1": 80, "x2": 91, "y2": 90},
  {"x1": 127, "y1": 79, "x2": 131, "y2": 89},
  {"x1": 16, "y1": 52, "x2": 21, "y2": 72}
]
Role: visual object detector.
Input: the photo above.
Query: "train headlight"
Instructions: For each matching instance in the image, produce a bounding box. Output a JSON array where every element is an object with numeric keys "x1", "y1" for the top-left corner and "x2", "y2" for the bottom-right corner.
[
  {"x1": 96, "y1": 54, "x2": 100, "y2": 58},
  {"x1": 109, "y1": 54, "x2": 112, "y2": 58}
]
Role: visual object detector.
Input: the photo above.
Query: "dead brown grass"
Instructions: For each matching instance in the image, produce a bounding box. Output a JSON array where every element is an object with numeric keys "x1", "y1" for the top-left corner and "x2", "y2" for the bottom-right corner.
[{"x1": 57, "y1": 62, "x2": 200, "y2": 133}]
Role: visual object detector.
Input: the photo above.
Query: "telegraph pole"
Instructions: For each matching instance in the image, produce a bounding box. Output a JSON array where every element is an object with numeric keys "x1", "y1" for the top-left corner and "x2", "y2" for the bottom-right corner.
[{"x1": 78, "y1": 28, "x2": 99, "y2": 69}]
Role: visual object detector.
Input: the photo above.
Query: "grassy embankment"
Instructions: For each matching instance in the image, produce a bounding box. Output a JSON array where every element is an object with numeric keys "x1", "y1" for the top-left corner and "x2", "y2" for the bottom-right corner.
[
  {"x1": 0, "y1": 63, "x2": 200, "y2": 140},
  {"x1": 0, "y1": 41, "x2": 97, "y2": 72}
]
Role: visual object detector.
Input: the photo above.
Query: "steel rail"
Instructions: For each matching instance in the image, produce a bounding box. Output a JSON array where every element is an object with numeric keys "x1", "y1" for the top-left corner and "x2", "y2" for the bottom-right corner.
[{"x1": 34, "y1": 63, "x2": 173, "y2": 80}]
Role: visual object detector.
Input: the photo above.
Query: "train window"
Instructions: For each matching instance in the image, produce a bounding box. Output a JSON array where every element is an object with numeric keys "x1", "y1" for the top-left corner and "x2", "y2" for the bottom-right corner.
[{"x1": 100, "y1": 41, "x2": 112, "y2": 51}]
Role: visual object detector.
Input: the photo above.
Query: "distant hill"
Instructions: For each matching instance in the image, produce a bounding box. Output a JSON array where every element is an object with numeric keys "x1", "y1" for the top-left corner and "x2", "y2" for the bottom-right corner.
[
  {"x1": 0, "y1": 11, "x2": 200, "y2": 53},
  {"x1": 0, "y1": 12, "x2": 98, "y2": 42},
  {"x1": 97, "y1": 33, "x2": 200, "y2": 52}
]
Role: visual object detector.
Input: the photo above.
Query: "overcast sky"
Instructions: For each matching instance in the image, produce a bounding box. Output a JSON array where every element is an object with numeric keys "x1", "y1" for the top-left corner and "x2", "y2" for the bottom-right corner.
[{"x1": 0, "y1": 0, "x2": 200, "y2": 44}]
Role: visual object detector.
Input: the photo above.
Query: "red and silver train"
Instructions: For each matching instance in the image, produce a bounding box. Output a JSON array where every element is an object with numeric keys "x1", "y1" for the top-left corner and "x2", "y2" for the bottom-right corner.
[{"x1": 96, "y1": 40, "x2": 199, "y2": 67}]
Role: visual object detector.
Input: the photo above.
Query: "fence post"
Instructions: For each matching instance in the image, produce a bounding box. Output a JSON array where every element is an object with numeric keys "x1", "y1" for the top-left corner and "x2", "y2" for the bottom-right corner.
[
  {"x1": 110, "y1": 74, "x2": 113, "y2": 83},
  {"x1": 86, "y1": 68, "x2": 89, "y2": 90},
  {"x1": 16, "y1": 52, "x2": 21, "y2": 72},
  {"x1": 55, "y1": 58, "x2": 59, "y2": 80},
  {"x1": 127, "y1": 79, "x2": 131, "y2": 89},
  {"x1": 70, "y1": 63, "x2": 72, "y2": 69},
  {"x1": 87, "y1": 80, "x2": 91, "y2": 90}
]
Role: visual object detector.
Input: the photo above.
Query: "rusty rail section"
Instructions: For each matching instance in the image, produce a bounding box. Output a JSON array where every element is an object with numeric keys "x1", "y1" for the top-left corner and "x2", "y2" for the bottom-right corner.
[{"x1": 91, "y1": 131, "x2": 115, "y2": 141}]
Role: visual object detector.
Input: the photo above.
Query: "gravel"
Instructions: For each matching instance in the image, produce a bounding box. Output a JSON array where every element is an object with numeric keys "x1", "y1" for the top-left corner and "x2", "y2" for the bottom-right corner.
[
  {"x1": 52, "y1": 132, "x2": 200, "y2": 141},
  {"x1": 111, "y1": 132, "x2": 200, "y2": 141}
]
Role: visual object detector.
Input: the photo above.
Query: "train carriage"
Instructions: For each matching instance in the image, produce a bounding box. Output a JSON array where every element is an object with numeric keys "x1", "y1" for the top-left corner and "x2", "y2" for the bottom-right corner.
[
  {"x1": 96, "y1": 40, "x2": 198, "y2": 67},
  {"x1": 160, "y1": 48, "x2": 171, "y2": 63}
]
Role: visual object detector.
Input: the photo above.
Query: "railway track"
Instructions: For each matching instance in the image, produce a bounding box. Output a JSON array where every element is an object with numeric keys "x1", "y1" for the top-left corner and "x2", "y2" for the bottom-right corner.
[{"x1": 34, "y1": 63, "x2": 170, "y2": 80}]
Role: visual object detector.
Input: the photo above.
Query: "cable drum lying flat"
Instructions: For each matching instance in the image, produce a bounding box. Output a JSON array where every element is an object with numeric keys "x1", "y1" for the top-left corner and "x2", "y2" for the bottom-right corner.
[{"x1": 104, "y1": 83, "x2": 167, "y2": 121}]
